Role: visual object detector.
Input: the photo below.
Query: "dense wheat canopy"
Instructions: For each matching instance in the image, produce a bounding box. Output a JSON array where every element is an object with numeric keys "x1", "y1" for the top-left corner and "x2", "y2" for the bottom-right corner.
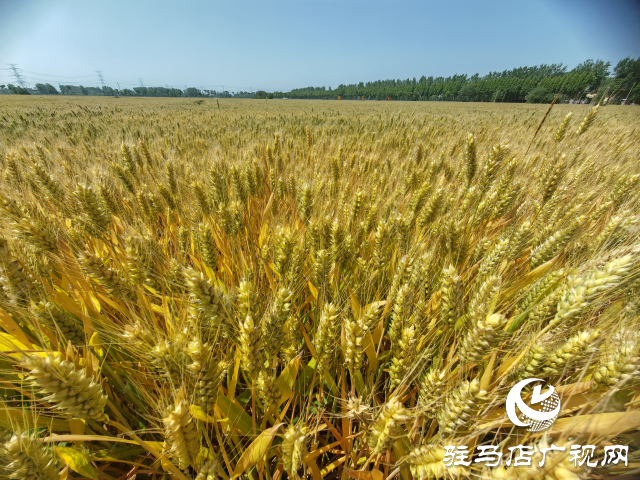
[{"x1": 0, "y1": 96, "x2": 639, "y2": 479}]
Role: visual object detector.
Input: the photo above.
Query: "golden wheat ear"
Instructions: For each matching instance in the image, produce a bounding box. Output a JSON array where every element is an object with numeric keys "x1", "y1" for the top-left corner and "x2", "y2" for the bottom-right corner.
[
  {"x1": 19, "y1": 354, "x2": 108, "y2": 421},
  {"x1": 2, "y1": 431, "x2": 60, "y2": 480}
]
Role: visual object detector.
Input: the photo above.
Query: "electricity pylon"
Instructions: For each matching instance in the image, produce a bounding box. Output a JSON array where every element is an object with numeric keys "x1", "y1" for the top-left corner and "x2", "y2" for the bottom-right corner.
[
  {"x1": 96, "y1": 71, "x2": 106, "y2": 88},
  {"x1": 7, "y1": 64, "x2": 28, "y2": 88}
]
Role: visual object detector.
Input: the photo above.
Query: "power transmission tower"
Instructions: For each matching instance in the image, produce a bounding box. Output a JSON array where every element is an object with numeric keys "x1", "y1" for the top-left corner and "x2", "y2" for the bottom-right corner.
[
  {"x1": 7, "y1": 64, "x2": 28, "y2": 88},
  {"x1": 96, "y1": 71, "x2": 106, "y2": 88},
  {"x1": 117, "y1": 82, "x2": 121, "y2": 91},
  {"x1": 139, "y1": 78, "x2": 145, "y2": 88}
]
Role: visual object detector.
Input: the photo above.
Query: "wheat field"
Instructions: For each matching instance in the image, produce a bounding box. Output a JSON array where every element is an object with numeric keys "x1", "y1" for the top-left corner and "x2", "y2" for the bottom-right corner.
[{"x1": 0, "y1": 96, "x2": 639, "y2": 479}]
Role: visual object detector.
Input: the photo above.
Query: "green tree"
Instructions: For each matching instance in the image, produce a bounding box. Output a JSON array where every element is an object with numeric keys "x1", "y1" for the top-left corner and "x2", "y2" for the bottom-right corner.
[
  {"x1": 614, "y1": 57, "x2": 640, "y2": 103},
  {"x1": 526, "y1": 86, "x2": 553, "y2": 103},
  {"x1": 7, "y1": 84, "x2": 29, "y2": 95},
  {"x1": 186, "y1": 87, "x2": 202, "y2": 97},
  {"x1": 459, "y1": 83, "x2": 476, "y2": 101}
]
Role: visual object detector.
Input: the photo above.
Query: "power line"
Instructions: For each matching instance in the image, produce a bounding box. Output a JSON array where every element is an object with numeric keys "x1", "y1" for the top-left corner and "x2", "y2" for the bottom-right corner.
[
  {"x1": 2, "y1": 66, "x2": 262, "y2": 93},
  {"x1": 7, "y1": 64, "x2": 28, "y2": 88},
  {"x1": 103, "y1": 73, "x2": 148, "y2": 84},
  {"x1": 3, "y1": 71, "x2": 259, "y2": 91},
  {"x1": 21, "y1": 70, "x2": 95, "y2": 79}
]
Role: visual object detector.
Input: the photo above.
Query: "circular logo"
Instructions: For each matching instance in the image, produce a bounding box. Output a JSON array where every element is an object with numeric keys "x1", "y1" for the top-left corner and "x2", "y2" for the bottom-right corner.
[{"x1": 506, "y1": 378, "x2": 561, "y2": 432}]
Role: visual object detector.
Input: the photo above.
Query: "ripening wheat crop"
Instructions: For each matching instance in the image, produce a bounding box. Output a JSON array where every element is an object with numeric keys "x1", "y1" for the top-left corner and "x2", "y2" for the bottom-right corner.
[{"x1": 0, "y1": 95, "x2": 639, "y2": 479}]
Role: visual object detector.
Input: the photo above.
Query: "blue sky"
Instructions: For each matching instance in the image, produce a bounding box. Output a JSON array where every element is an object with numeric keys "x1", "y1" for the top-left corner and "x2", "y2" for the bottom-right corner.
[{"x1": 1, "y1": 0, "x2": 638, "y2": 92}]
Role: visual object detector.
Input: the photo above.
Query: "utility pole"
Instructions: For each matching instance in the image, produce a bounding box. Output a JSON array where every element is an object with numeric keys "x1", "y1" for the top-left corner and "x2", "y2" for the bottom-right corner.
[
  {"x1": 7, "y1": 64, "x2": 28, "y2": 89},
  {"x1": 96, "y1": 71, "x2": 106, "y2": 88},
  {"x1": 622, "y1": 82, "x2": 637, "y2": 105}
]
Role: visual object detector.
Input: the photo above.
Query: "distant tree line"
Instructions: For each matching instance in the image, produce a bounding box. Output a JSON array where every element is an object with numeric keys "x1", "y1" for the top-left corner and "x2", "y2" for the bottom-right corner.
[
  {"x1": 0, "y1": 83, "x2": 253, "y2": 98},
  {"x1": 280, "y1": 57, "x2": 640, "y2": 104},
  {"x1": 2, "y1": 57, "x2": 638, "y2": 103},
  {"x1": 254, "y1": 90, "x2": 275, "y2": 99}
]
